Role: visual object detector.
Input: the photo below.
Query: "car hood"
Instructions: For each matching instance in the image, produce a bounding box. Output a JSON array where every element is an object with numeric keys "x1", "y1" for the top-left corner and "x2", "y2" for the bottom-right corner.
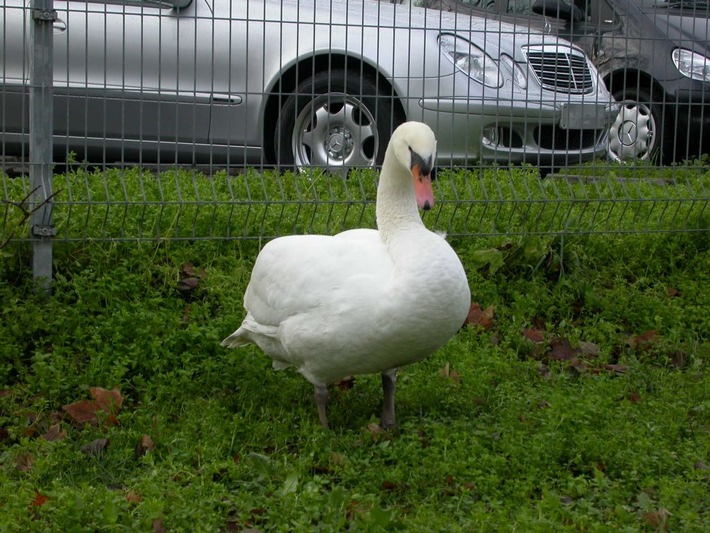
[
  {"x1": 273, "y1": 0, "x2": 559, "y2": 55},
  {"x1": 645, "y1": 4, "x2": 710, "y2": 54}
]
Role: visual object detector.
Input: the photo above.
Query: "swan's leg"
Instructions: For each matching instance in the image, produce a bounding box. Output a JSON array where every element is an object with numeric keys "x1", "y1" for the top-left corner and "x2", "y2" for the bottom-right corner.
[
  {"x1": 314, "y1": 385, "x2": 329, "y2": 429},
  {"x1": 381, "y1": 369, "x2": 397, "y2": 430}
]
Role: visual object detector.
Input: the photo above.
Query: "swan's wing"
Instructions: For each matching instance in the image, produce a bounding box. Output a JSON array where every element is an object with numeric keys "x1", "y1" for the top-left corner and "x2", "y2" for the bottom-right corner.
[{"x1": 243, "y1": 231, "x2": 390, "y2": 326}]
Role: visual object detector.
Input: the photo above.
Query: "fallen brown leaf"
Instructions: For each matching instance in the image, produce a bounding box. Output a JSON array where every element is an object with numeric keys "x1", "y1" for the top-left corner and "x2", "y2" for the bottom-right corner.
[
  {"x1": 176, "y1": 277, "x2": 201, "y2": 292},
  {"x1": 522, "y1": 328, "x2": 545, "y2": 343},
  {"x1": 135, "y1": 434, "x2": 156, "y2": 457},
  {"x1": 20, "y1": 426, "x2": 37, "y2": 438},
  {"x1": 176, "y1": 263, "x2": 207, "y2": 296},
  {"x1": 548, "y1": 338, "x2": 577, "y2": 361},
  {"x1": 568, "y1": 356, "x2": 587, "y2": 374},
  {"x1": 538, "y1": 363, "x2": 551, "y2": 379},
  {"x1": 380, "y1": 480, "x2": 403, "y2": 492},
  {"x1": 329, "y1": 451, "x2": 346, "y2": 466},
  {"x1": 628, "y1": 330, "x2": 658, "y2": 350},
  {"x1": 643, "y1": 508, "x2": 671, "y2": 531},
  {"x1": 152, "y1": 519, "x2": 168, "y2": 533},
  {"x1": 15, "y1": 452, "x2": 33, "y2": 472},
  {"x1": 41, "y1": 423, "x2": 67, "y2": 442},
  {"x1": 366, "y1": 423, "x2": 384, "y2": 434},
  {"x1": 63, "y1": 400, "x2": 100, "y2": 425},
  {"x1": 579, "y1": 341, "x2": 600, "y2": 357},
  {"x1": 466, "y1": 303, "x2": 495, "y2": 330},
  {"x1": 666, "y1": 286, "x2": 680, "y2": 297},
  {"x1": 81, "y1": 438, "x2": 110, "y2": 456},
  {"x1": 222, "y1": 520, "x2": 240, "y2": 533},
  {"x1": 90, "y1": 387, "x2": 123, "y2": 412},
  {"x1": 30, "y1": 491, "x2": 49, "y2": 507},
  {"x1": 439, "y1": 362, "x2": 461, "y2": 383},
  {"x1": 598, "y1": 364, "x2": 630, "y2": 375},
  {"x1": 180, "y1": 263, "x2": 206, "y2": 280},
  {"x1": 125, "y1": 491, "x2": 143, "y2": 504},
  {"x1": 626, "y1": 392, "x2": 642, "y2": 403},
  {"x1": 63, "y1": 388, "x2": 123, "y2": 427},
  {"x1": 335, "y1": 376, "x2": 355, "y2": 392}
]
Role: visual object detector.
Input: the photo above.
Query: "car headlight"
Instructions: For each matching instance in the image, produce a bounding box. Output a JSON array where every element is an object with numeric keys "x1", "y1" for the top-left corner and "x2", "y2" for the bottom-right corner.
[
  {"x1": 439, "y1": 33, "x2": 503, "y2": 88},
  {"x1": 499, "y1": 54, "x2": 528, "y2": 90},
  {"x1": 672, "y1": 48, "x2": 710, "y2": 82}
]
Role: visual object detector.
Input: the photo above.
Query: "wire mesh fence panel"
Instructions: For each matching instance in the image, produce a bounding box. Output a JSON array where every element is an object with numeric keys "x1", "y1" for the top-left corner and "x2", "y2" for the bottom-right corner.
[
  {"x1": 3, "y1": 165, "x2": 708, "y2": 243},
  {"x1": 2, "y1": 0, "x2": 709, "y2": 248}
]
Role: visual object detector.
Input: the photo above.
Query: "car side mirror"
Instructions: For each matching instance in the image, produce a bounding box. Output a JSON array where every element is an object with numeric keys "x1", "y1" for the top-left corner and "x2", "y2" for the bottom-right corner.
[
  {"x1": 114, "y1": 0, "x2": 193, "y2": 9},
  {"x1": 532, "y1": 0, "x2": 584, "y2": 23},
  {"x1": 168, "y1": 0, "x2": 193, "y2": 8}
]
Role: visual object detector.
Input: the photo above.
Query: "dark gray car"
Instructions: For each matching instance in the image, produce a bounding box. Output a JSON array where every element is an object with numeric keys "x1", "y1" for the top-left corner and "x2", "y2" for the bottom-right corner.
[
  {"x1": 1, "y1": 0, "x2": 617, "y2": 173},
  {"x1": 422, "y1": 0, "x2": 710, "y2": 163}
]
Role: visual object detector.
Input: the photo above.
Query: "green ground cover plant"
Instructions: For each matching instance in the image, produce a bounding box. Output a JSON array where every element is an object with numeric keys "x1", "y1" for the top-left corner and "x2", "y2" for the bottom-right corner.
[
  {"x1": 1, "y1": 166, "x2": 709, "y2": 531},
  {"x1": 3, "y1": 161, "x2": 708, "y2": 244}
]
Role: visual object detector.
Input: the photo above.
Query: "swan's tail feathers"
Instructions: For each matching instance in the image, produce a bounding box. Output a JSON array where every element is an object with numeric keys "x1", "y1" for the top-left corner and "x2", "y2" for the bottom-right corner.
[
  {"x1": 220, "y1": 316, "x2": 278, "y2": 349},
  {"x1": 220, "y1": 327, "x2": 252, "y2": 348}
]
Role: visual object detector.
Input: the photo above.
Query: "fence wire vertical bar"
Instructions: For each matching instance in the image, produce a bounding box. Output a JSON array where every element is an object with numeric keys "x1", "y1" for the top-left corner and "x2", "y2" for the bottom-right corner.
[{"x1": 29, "y1": 0, "x2": 55, "y2": 291}]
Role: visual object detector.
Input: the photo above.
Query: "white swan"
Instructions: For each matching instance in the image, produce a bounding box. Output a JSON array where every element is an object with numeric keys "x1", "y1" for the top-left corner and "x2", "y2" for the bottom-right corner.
[{"x1": 221, "y1": 121, "x2": 470, "y2": 429}]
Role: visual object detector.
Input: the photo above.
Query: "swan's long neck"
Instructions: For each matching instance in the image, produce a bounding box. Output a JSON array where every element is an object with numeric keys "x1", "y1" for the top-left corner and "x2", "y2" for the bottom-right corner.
[{"x1": 376, "y1": 147, "x2": 424, "y2": 243}]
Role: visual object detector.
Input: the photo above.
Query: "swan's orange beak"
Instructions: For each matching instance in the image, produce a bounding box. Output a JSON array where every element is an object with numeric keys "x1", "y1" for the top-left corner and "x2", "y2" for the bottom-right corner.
[{"x1": 412, "y1": 165, "x2": 434, "y2": 211}]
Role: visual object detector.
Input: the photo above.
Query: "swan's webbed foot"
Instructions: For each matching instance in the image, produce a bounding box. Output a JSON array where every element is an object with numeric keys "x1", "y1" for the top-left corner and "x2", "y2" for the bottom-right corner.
[
  {"x1": 314, "y1": 384, "x2": 329, "y2": 429},
  {"x1": 380, "y1": 369, "x2": 398, "y2": 430}
]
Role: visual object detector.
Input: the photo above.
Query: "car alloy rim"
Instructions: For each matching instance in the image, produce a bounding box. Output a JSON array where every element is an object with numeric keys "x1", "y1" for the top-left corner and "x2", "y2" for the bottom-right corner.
[
  {"x1": 607, "y1": 100, "x2": 656, "y2": 162},
  {"x1": 292, "y1": 93, "x2": 379, "y2": 175}
]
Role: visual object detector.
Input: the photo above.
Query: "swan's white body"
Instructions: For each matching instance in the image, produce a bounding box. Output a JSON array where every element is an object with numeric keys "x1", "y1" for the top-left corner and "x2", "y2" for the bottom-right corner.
[{"x1": 222, "y1": 122, "x2": 470, "y2": 427}]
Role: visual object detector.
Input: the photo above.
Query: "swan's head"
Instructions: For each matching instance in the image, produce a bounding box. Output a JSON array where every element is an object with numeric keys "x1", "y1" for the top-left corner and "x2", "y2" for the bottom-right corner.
[{"x1": 389, "y1": 122, "x2": 437, "y2": 211}]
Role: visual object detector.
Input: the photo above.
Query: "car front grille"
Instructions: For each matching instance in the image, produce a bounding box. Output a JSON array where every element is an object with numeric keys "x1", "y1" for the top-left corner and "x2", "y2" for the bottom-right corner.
[{"x1": 524, "y1": 46, "x2": 594, "y2": 94}]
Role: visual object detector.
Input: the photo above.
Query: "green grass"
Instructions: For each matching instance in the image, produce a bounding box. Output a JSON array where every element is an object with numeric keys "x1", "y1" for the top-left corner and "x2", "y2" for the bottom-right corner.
[
  {"x1": 3, "y1": 161, "x2": 709, "y2": 244},
  {"x1": 1, "y1": 167, "x2": 710, "y2": 531}
]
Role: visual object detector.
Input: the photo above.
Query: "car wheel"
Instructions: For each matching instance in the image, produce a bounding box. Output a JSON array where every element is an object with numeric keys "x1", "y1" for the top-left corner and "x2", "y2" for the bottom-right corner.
[
  {"x1": 275, "y1": 69, "x2": 399, "y2": 176},
  {"x1": 607, "y1": 86, "x2": 663, "y2": 163}
]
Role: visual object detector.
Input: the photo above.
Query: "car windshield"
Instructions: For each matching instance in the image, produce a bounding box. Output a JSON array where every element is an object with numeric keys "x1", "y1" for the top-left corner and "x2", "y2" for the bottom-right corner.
[{"x1": 651, "y1": 0, "x2": 710, "y2": 8}]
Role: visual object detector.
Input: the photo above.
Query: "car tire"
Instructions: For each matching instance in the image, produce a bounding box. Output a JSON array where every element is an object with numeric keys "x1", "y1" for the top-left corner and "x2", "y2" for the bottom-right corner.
[
  {"x1": 275, "y1": 69, "x2": 401, "y2": 176},
  {"x1": 607, "y1": 86, "x2": 666, "y2": 163}
]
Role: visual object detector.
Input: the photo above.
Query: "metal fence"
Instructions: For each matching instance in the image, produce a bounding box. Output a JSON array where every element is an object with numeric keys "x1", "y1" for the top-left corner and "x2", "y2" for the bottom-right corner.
[{"x1": 1, "y1": 0, "x2": 709, "y2": 283}]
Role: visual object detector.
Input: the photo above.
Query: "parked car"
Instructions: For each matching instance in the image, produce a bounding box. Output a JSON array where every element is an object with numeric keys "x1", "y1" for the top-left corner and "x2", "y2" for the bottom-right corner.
[
  {"x1": 1, "y1": 0, "x2": 617, "y2": 174},
  {"x1": 418, "y1": 0, "x2": 710, "y2": 163}
]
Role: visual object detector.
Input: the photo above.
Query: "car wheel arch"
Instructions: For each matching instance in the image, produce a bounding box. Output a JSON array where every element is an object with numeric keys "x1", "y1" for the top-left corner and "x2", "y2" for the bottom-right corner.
[
  {"x1": 604, "y1": 69, "x2": 665, "y2": 103},
  {"x1": 262, "y1": 53, "x2": 406, "y2": 165}
]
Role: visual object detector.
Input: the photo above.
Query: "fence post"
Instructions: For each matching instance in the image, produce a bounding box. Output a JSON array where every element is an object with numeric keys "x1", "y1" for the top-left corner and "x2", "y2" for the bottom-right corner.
[{"x1": 29, "y1": 0, "x2": 56, "y2": 292}]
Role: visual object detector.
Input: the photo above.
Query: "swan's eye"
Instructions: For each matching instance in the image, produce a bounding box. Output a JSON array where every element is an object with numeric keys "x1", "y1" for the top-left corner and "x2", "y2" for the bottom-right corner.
[{"x1": 409, "y1": 148, "x2": 433, "y2": 177}]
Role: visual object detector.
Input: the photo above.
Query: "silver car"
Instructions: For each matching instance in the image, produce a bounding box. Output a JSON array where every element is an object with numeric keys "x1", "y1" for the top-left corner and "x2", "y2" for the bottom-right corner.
[{"x1": 1, "y1": 0, "x2": 617, "y2": 173}]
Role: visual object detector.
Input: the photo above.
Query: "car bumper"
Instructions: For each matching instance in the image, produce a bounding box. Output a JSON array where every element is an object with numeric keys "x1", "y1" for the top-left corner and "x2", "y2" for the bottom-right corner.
[
  {"x1": 671, "y1": 100, "x2": 710, "y2": 159},
  {"x1": 673, "y1": 78, "x2": 710, "y2": 104},
  {"x1": 419, "y1": 96, "x2": 618, "y2": 166}
]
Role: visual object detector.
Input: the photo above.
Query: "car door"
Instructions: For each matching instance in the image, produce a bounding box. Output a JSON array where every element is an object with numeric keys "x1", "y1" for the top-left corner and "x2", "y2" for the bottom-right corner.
[
  {"x1": 1, "y1": 0, "x2": 213, "y2": 163},
  {"x1": 1, "y1": 1, "x2": 36, "y2": 149},
  {"x1": 198, "y1": 0, "x2": 254, "y2": 157},
  {"x1": 51, "y1": 0, "x2": 211, "y2": 162}
]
